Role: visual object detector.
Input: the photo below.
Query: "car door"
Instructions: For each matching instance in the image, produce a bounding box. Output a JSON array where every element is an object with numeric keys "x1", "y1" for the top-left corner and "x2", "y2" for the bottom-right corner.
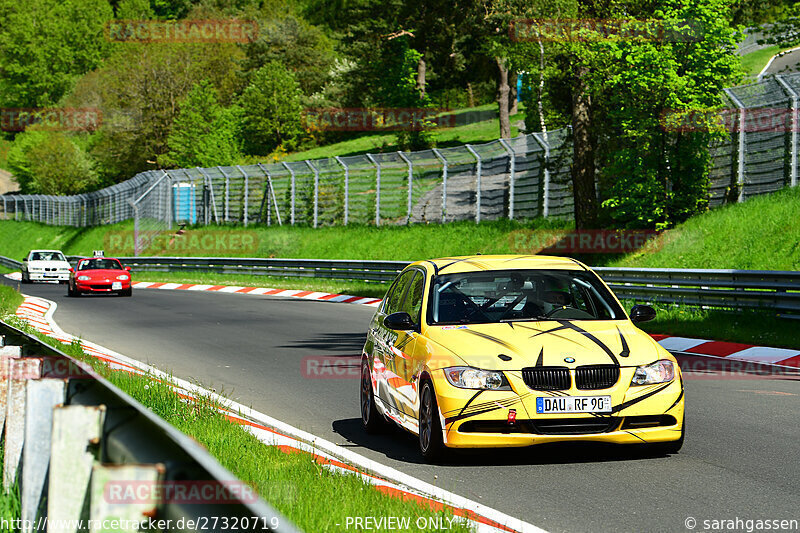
[
  {"x1": 370, "y1": 269, "x2": 416, "y2": 422},
  {"x1": 393, "y1": 269, "x2": 426, "y2": 416}
]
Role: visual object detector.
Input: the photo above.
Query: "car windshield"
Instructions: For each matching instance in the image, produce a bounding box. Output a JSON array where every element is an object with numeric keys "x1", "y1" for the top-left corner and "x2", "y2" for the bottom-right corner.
[
  {"x1": 78, "y1": 258, "x2": 122, "y2": 271},
  {"x1": 30, "y1": 252, "x2": 66, "y2": 262},
  {"x1": 428, "y1": 269, "x2": 625, "y2": 325}
]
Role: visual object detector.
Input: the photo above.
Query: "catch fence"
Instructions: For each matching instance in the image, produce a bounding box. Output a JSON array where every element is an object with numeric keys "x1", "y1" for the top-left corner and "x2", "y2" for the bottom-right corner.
[{"x1": 2, "y1": 74, "x2": 800, "y2": 254}]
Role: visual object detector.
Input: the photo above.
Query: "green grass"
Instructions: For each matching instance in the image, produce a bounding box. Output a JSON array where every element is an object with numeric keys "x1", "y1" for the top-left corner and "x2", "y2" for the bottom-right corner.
[
  {"x1": 0, "y1": 286, "x2": 472, "y2": 533},
  {"x1": 0, "y1": 218, "x2": 569, "y2": 261},
  {"x1": 285, "y1": 104, "x2": 524, "y2": 162},
  {"x1": 740, "y1": 44, "x2": 799, "y2": 77},
  {"x1": 621, "y1": 300, "x2": 800, "y2": 349},
  {"x1": 0, "y1": 442, "x2": 21, "y2": 533},
  {"x1": 612, "y1": 186, "x2": 800, "y2": 270}
]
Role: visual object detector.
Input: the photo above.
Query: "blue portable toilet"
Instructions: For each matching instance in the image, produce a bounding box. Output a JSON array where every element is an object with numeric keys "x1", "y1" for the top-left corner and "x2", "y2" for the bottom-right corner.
[{"x1": 172, "y1": 183, "x2": 197, "y2": 224}]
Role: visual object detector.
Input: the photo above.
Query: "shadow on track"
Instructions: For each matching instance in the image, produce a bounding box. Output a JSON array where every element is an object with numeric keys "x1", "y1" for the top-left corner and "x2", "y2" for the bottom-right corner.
[
  {"x1": 332, "y1": 417, "x2": 673, "y2": 466},
  {"x1": 280, "y1": 332, "x2": 367, "y2": 353}
]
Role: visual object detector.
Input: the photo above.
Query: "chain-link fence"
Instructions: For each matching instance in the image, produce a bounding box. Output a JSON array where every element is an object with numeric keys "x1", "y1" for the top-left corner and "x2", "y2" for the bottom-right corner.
[{"x1": 2, "y1": 74, "x2": 800, "y2": 253}]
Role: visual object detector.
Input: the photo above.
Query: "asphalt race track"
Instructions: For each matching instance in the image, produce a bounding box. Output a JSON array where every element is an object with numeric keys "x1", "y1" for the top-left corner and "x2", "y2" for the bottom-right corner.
[{"x1": 5, "y1": 279, "x2": 799, "y2": 533}]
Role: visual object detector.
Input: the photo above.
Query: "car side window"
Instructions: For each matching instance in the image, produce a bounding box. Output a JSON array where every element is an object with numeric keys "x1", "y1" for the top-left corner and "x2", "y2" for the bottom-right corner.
[
  {"x1": 400, "y1": 271, "x2": 425, "y2": 324},
  {"x1": 384, "y1": 271, "x2": 415, "y2": 315}
]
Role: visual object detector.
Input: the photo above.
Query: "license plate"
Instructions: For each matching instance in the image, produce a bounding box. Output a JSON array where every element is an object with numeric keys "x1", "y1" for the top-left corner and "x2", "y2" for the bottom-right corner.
[
  {"x1": 536, "y1": 396, "x2": 611, "y2": 414},
  {"x1": 112, "y1": 282, "x2": 122, "y2": 290}
]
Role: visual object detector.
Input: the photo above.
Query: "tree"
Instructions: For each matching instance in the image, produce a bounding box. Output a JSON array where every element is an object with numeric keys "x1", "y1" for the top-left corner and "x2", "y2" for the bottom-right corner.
[
  {"x1": 161, "y1": 81, "x2": 241, "y2": 168},
  {"x1": 65, "y1": 42, "x2": 245, "y2": 181},
  {"x1": 7, "y1": 130, "x2": 99, "y2": 194},
  {"x1": 238, "y1": 62, "x2": 305, "y2": 155},
  {"x1": 0, "y1": 0, "x2": 114, "y2": 108}
]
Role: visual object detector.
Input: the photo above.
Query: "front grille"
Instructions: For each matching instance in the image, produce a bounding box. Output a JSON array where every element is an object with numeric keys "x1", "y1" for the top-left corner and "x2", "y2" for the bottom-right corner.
[
  {"x1": 522, "y1": 366, "x2": 571, "y2": 390},
  {"x1": 92, "y1": 284, "x2": 112, "y2": 290},
  {"x1": 531, "y1": 417, "x2": 619, "y2": 435},
  {"x1": 575, "y1": 365, "x2": 620, "y2": 390}
]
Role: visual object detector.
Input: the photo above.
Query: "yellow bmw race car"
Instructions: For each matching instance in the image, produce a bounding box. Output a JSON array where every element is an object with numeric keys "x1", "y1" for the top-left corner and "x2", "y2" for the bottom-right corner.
[{"x1": 360, "y1": 255, "x2": 684, "y2": 461}]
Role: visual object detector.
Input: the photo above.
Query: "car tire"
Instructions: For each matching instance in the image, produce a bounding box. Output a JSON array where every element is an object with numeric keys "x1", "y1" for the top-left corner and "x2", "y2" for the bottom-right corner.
[
  {"x1": 21, "y1": 273, "x2": 31, "y2": 284},
  {"x1": 651, "y1": 412, "x2": 685, "y2": 455},
  {"x1": 360, "y1": 359, "x2": 386, "y2": 433},
  {"x1": 419, "y1": 379, "x2": 447, "y2": 462}
]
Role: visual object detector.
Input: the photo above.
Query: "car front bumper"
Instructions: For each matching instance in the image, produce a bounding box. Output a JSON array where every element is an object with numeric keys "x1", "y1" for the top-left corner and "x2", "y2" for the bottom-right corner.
[
  {"x1": 432, "y1": 367, "x2": 684, "y2": 448},
  {"x1": 28, "y1": 272, "x2": 70, "y2": 282},
  {"x1": 75, "y1": 280, "x2": 131, "y2": 292}
]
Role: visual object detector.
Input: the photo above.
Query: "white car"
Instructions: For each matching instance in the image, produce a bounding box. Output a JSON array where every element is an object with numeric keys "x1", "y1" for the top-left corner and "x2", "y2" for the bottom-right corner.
[{"x1": 21, "y1": 250, "x2": 72, "y2": 283}]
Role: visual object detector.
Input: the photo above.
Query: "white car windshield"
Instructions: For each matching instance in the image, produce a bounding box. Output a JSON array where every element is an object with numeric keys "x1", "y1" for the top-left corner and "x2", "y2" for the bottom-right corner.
[
  {"x1": 30, "y1": 251, "x2": 67, "y2": 262},
  {"x1": 429, "y1": 269, "x2": 625, "y2": 324}
]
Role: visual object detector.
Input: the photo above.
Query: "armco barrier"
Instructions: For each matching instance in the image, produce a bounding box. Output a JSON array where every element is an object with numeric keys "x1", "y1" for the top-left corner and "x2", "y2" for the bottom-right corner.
[
  {"x1": 3, "y1": 255, "x2": 800, "y2": 315},
  {"x1": 0, "y1": 319, "x2": 296, "y2": 533}
]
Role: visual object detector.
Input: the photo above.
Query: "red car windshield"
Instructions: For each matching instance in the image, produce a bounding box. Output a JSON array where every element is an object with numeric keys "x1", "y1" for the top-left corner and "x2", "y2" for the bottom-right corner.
[{"x1": 78, "y1": 258, "x2": 123, "y2": 271}]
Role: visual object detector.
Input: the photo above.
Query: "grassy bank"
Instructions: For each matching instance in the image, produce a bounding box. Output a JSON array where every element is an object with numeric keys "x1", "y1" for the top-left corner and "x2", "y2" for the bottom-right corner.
[
  {"x1": 613, "y1": 186, "x2": 800, "y2": 270},
  {"x1": 0, "y1": 286, "x2": 471, "y2": 533}
]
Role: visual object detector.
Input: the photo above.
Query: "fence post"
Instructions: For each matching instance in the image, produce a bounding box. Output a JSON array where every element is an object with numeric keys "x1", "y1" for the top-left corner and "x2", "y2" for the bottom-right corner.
[
  {"x1": 335, "y1": 156, "x2": 349, "y2": 225},
  {"x1": 282, "y1": 162, "x2": 296, "y2": 225},
  {"x1": 498, "y1": 138, "x2": 516, "y2": 219},
  {"x1": 432, "y1": 148, "x2": 448, "y2": 223},
  {"x1": 306, "y1": 160, "x2": 319, "y2": 228},
  {"x1": 217, "y1": 166, "x2": 231, "y2": 222},
  {"x1": 465, "y1": 145, "x2": 482, "y2": 223},
  {"x1": 531, "y1": 132, "x2": 551, "y2": 217},
  {"x1": 197, "y1": 167, "x2": 219, "y2": 224},
  {"x1": 366, "y1": 154, "x2": 381, "y2": 226},
  {"x1": 397, "y1": 151, "x2": 413, "y2": 224},
  {"x1": 724, "y1": 88, "x2": 747, "y2": 202},
  {"x1": 776, "y1": 75, "x2": 798, "y2": 188},
  {"x1": 236, "y1": 165, "x2": 249, "y2": 226}
]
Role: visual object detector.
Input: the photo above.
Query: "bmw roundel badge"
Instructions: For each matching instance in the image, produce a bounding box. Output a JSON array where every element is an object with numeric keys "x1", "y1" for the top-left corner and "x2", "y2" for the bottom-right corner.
[{"x1": 564, "y1": 357, "x2": 575, "y2": 363}]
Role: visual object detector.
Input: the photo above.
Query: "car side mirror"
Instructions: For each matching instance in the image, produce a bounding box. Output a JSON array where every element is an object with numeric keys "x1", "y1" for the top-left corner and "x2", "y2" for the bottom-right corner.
[
  {"x1": 125, "y1": 267, "x2": 131, "y2": 271},
  {"x1": 68, "y1": 268, "x2": 74, "y2": 273},
  {"x1": 630, "y1": 304, "x2": 656, "y2": 324},
  {"x1": 384, "y1": 312, "x2": 415, "y2": 331}
]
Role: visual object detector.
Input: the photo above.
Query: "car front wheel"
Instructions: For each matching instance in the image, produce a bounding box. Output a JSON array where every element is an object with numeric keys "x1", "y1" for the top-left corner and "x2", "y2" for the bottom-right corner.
[{"x1": 419, "y1": 380, "x2": 446, "y2": 461}]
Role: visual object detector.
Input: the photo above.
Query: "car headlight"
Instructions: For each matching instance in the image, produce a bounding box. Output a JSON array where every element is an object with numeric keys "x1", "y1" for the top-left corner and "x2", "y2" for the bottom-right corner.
[
  {"x1": 444, "y1": 366, "x2": 511, "y2": 390},
  {"x1": 631, "y1": 359, "x2": 675, "y2": 386},
  {"x1": 30, "y1": 267, "x2": 42, "y2": 271},
  {"x1": 116, "y1": 275, "x2": 129, "y2": 281},
  {"x1": 77, "y1": 276, "x2": 90, "y2": 281}
]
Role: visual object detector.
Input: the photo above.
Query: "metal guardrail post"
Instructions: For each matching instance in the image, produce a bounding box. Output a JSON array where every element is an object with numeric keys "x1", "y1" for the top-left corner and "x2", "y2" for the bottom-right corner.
[
  {"x1": 306, "y1": 160, "x2": 320, "y2": 228},
  {"x1": 397, "y1": 151, "x2": 413, "y2": 224},
  {"x1": 366, "y1": 154, "x2": 381, "y2": 226},
  {"x1": 465, "y1": 145, "x2": 482, "y2": 223},
  {"x1": 282, "y1": 162, "x2": 296, "y2": 225},
  {"x1": 335, "y1": 156, "x2": 349, "y2": 225},
  {"x1": 498, "y1": 139, "x2": 516, "y2": 219},
  {"x1": 532, "y1": 132, "x2": 551, "y2": 217},
  {"x1": 724, "y1": 88, "x2": 747, "y2": 202},
  {"x1": 776, "y1": 75, "x2": 799, "y2": 188},
  {"x1": 432, "y1": 148, "x2": 448, "y2": 223}
]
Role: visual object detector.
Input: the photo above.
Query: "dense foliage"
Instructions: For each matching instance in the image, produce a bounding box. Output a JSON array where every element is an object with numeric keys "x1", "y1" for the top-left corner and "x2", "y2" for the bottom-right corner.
[{"x1": 0, "y1": 0, "x2": 781, "y2": 228}]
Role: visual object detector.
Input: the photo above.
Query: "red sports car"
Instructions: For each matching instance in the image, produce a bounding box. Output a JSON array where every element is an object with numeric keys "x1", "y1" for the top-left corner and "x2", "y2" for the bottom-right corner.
[{"x1": 68, "y1": 257, "x2": 132, "y2": 297}]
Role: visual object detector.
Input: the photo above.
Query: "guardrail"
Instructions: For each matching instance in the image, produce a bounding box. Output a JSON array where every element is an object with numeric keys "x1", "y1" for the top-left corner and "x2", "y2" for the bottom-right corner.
[
  {"x1": 0, "y1": 318, "x2": 296, "y2": 532},
  {"x1": 3, "y1": 255, "x2": 800, "y2": 316}
]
